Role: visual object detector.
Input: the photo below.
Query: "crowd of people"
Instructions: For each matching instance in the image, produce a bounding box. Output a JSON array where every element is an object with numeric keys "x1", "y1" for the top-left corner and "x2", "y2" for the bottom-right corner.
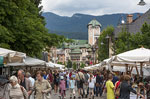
[{"x1": 0, "y1": 68, "x2": 150, "y2": 99}]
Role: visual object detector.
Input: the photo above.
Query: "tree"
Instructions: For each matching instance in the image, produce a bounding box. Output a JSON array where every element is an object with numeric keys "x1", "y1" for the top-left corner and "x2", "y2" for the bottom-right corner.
[
  {"x1": 98, "y1": 26, "x2": 114, "y2": 61},
  {"x1": 73, "y1": 62, "x2": 77, "y2": 70},
  {"x1": 67, "y1": 60, "x2": 72, "y2": 68},
  {"x1": 80, "y1": 62, "x2": 85, "y2": 68},
  {"x1": 0, "y1": 0, "x2": 68, "y2": 57},
  {"x1": 113, "y1": 29, "x2": 132, "y2": 54},
  {"x1": 114, "y1": 22, "x2": 150, "y2": 54}
]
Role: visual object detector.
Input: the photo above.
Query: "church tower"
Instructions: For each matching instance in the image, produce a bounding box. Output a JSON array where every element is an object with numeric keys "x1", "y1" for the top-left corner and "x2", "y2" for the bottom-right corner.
[{"x1": 88, "y1": 19, "x2": 101, "y2": 46}]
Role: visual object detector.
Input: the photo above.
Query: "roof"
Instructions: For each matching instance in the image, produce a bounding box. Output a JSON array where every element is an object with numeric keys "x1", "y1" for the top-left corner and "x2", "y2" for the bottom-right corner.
[
  {"x1": 63, "y1": 40, "x2": 90, "y2": 49},
  {"x1": 69, "y1": 49, "x2": 81, "y2": 54},
  {"x1": 88, "y1": 19, "x2": 102, "y2": 27},
  {"x1": 114, "y1": 9, "x2": 150, "y2": 37},
  {"x1": 5, "y1": 56, "x2": 46, "y2": 67},
  {"x1": 0, "y1": 47, "x2": 26, "y2": 58}
]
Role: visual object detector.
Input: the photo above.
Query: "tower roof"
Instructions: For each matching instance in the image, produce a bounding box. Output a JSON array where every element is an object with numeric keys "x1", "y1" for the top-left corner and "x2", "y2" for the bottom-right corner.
[{"x1": 88, "y1": 19, "x2": 102, "y2": 27}]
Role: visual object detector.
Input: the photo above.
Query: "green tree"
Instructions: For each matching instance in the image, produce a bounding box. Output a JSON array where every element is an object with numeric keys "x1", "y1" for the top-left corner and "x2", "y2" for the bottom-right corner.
[
  {"x1": 114, "y1": 29, "x2": 132, "y2": 54},
  {"x1": 0, "y1": 0, "x2": 48, "y2": 57},
  {"x1": 114, "y1": 22, "x2": 150, "y2": 54},
  {"x1": 73, "y1": 62, "x2": 77, "y2": 70},
  {"x1": 98, "y1": 26, "x2": 114, "y2": 61},
  {"x1": 80, "y1": 62, "x2": 85, "y2": 68},
  {"x1": 0, "y1": 0, "x2": 68, "y2": 57},
  {"x1": 67, "y1": 60, "x2": 72, "y2": 68}
]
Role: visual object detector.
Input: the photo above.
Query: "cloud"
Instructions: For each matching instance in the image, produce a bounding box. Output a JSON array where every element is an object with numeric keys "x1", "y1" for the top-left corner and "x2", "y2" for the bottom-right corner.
[{"x1": 42, "y1": 0, "x2": 150, "y2": 16}]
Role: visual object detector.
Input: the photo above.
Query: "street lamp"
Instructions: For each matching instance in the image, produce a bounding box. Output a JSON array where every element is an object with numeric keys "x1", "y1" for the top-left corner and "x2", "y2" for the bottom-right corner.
[
  {"x1": 101, "y1": 42, "x2": 104, "y2": 45},
  {"x1": 138, "y1": 0, "x2": 146, "y2": 6},
  {"x1": 106, "y1": 34, "x2": 110, "y2": 58},
  {"x1": 91, "y1": 46, "x2": 96, "y2": 65}
]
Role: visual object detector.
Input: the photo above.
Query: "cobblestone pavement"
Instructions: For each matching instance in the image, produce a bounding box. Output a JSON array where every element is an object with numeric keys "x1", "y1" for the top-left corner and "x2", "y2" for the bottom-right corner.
[{"x1": 50, "y1": 90, "x2": 106, "y2": 99}]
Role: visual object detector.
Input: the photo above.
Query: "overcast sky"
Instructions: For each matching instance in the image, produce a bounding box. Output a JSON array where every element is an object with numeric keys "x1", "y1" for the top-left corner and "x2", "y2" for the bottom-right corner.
[{"x1": 42, "y1": 0, "x2": 150, "y2": 16}]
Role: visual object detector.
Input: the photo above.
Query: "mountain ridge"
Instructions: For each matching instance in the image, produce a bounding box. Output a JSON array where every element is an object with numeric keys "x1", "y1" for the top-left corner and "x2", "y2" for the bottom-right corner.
[{"x1": 42, "y1": 12, "x2": 142, "y2": 40}]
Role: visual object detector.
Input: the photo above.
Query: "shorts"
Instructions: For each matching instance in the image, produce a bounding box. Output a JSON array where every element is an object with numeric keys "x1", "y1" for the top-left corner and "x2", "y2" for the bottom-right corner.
[
  {"x1": 77, "y1": 81, "x2": 83, "y2": 89},
  {"x1": 89, "y1": 88, "x2": 94, "y2": 93}
]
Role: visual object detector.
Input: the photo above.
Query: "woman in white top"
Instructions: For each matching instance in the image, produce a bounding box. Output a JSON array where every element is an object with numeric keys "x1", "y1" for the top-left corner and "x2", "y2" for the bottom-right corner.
[
  {"x1": 9, "y1": 76, "x2": 28, "y2": 99},
  {"x1": 88, "y1": 74, "x2": 96, "y2": 99}
]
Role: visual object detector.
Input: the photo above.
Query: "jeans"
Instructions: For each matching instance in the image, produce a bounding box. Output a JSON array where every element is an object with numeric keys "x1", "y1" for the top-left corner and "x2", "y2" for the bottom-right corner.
[{"x1": 96, "y1": 86, "x2": 103, "y2": 96}]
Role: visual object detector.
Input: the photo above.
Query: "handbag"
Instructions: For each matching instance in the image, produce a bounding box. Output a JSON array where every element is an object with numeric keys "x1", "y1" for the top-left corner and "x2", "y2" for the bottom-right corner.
[{"x1": 115, "y1": 82, "x2": 121, "y2": 97}]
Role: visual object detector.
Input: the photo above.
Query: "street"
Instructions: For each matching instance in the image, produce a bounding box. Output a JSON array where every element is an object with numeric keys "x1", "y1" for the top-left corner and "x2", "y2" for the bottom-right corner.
[{"x1": 50, "y1": 90, "x2": 106, "y2": 99}]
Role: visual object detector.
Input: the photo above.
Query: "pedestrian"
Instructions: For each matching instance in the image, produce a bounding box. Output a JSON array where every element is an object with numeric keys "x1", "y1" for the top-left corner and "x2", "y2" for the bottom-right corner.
[
  {"x1": 112, "y1": 73, "x2": 119, "y2": 85},
  {"x1": 83, "y1": 70, "x2": 89, "y2": 98},
  {"x1": 96, "y1": 72, "x2": 104, "y2": 97},
  {"x1": 43, "y1": 71, "x2": 47, "y2": 80},
  {"x1": 26, "y1": 72, "x2": 35, "y2": 86},
  {"x1": 26, "y1": 72, "x2": 35, "y2": 99},
  {"x1": 33, "y1": 71, "x2": 51, "y2": 99},
  {"x1": 59, "y1": 76, "x2": 66, "y2": 99},
  {"x1": 114, "y1": 75, "x2": 124, "y2": 99},
  {"x1": 106, "y1": 74, "x2": 115, "y2": 99},
  {"x1": 9, "y1": 75, "x2": 28, "y2": 99},
  {"x1": 53, "y1": 70, "x2": 59, "y2": 95},
  {"x1": 47, "y1": 70, "x2": 53, "y2": 89},
  {"x1": 119, "y1": 75, "x2": 137, "y2": 99},
  {"x1": 88, "y1": 74, "x2": 96, "y2": 99},
  {"x1": 75, "y1": 69, "x2": 85, "y2": 98},
  {"x1": 69, "y1": 76, "x2": 76, "y2": 99},
  {"x1": 18, "y1": 69, "x2": 33, "y2": 97}
]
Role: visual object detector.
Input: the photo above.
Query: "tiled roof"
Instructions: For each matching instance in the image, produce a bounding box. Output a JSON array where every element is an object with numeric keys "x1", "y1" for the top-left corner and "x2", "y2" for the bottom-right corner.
[
  {"x1": 88, "y1": 19, "x2": 102, "y2": 27},
  {"x1": 114, "y1": 9, "x2": 150, "y2": 37},
  {"x1": 69, "y1": 49, "x2": 81, "y2": 54}
]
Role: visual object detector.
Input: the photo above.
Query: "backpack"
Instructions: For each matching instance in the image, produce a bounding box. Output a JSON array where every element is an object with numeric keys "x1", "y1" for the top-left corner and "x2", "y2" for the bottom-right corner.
[{"x1": 115, "y1": 81, "x2": 121, "y2": 97}]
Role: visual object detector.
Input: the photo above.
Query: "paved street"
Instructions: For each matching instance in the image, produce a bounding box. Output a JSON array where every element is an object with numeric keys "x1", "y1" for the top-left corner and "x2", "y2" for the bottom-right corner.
[{"x1": 50, "y1": 90, "x2": 106, "y2": 99}]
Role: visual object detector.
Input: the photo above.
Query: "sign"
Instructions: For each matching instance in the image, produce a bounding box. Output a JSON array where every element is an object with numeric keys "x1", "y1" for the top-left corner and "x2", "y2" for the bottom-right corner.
[{"x1": 0, "y1": 56, "x2": 4, "y2": 67}]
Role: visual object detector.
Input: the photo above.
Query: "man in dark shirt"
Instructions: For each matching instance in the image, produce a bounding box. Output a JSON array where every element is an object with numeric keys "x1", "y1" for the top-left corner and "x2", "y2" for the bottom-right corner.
[
  {"x1": 18, "y1": 69, "x2": 33, "y2": 97},
  {"x1": 112, "y1": 74, "x2": 119, "y2": 85},
  {"x1": 96, "y1": 72, "x2": 104, "y2": 97}
]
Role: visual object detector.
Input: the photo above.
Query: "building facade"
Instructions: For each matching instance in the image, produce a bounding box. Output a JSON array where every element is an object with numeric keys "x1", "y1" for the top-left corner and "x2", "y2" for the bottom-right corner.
[
  {"x1": 88, "y1": 19, "x2": 102, "y2": 46},
  {"x1": 48, "y1": 19, "x2": 102, "y2": 67}
]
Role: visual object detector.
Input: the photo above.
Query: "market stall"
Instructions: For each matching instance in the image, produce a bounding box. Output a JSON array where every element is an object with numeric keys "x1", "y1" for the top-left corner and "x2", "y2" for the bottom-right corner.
[
  {"x1": 46, "y1": 62, "x2": 65, "y2": 70},
  {"x1": 104, "y1": 47, "x2": 150, "y2": 76}
]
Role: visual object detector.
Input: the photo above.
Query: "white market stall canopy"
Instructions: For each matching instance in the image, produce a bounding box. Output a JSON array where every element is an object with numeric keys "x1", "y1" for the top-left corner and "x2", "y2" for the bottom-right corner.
[
  {"x1": 114, "y1": 47, "x2": 150, "y2": 63},
  {"x1": 5, "y1": 57, "x2": 46, "y2": 67},
  {"x1": 84, "y1": 62, "x2": 105, "y2": 70},
  {"x1": 46, "y1": 62, "x2": 65, "y2": 69},
  {"x1": 103, "y1": 47, "x2": 150, "y2": 76},
  {"x1": 0, "y1": 48, "x2": 26, "y2": 58}
]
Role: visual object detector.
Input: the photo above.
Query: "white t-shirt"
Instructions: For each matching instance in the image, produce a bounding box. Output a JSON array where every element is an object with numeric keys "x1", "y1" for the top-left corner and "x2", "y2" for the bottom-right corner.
[
  {"x1": 88, "y1": 77, "x2": 96, "y2": 88},
  {"x1": 29, "y1": 77, "x2": 35, "y2": 86}
]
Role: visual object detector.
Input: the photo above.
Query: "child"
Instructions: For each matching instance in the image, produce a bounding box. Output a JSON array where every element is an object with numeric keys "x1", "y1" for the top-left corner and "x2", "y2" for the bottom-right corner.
[
  {"x1": 69, "y1": 76, "x2": 76, "y2": 99},
  {"x1": 88, "y1": 74, "x2": 96, "y2": 99},
  {"x1": 59, "y1": 76, "x2": 66, "y2": 98}
]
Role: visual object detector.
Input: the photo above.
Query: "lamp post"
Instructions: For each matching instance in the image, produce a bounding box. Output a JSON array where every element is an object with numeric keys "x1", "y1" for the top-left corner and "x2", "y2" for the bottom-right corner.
[
  {"x1": 91, "y1": 46, "x2": 96, "y2": 65},
  {"x1": 106, "y1": 34, "x2": 110, "y2": 58},
  {"x1": 138, "y1": 0, "x2": 146, "y2": 6}
]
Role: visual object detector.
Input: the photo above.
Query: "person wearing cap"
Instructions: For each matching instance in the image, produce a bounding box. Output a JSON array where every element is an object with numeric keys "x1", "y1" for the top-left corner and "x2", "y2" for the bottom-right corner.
[{"x1": 8, "y1": 75, "x2": 28, "y2": 99}]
